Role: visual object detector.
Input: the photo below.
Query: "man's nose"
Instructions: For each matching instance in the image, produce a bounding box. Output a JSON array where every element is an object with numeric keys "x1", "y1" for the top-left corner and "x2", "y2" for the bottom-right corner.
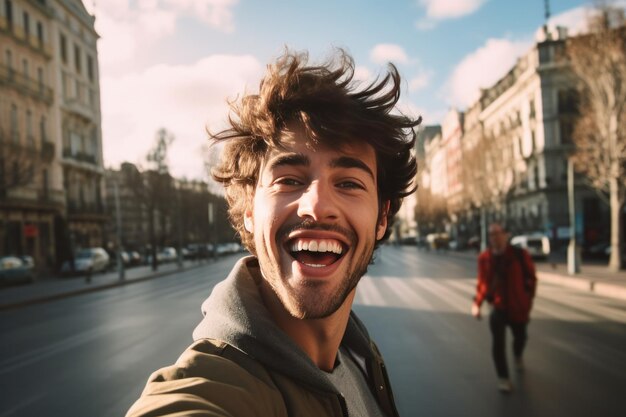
[{"x1": 296, "y1": 181, "x2": 339, "y2": 221}]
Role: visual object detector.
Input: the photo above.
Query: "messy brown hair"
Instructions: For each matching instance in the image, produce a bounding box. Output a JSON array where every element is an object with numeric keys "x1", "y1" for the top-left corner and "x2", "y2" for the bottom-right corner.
[{"x1": 210, "y1": 49, "x2": 420, "y2": 253}]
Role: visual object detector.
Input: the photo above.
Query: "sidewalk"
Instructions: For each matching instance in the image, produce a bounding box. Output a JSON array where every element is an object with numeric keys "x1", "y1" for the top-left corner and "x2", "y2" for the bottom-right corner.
[
  {"x1": 0, "y1": 260, "x2": 210, "y2": 311},
  {"x1": 438, "y1": 249, "x2": 626, "y2": 302},
  {"x1": 1, "y1": 251, "x2": 625, "y2": 311}
]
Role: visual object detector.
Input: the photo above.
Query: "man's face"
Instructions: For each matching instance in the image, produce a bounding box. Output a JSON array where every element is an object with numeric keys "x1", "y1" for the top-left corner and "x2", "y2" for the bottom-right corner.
[
  {"x1": 244, "y1": 130, "x2": 387, "y2": 319},
  {"x1": 488, "y1": 224, "x2": 509, "y2": 254}
]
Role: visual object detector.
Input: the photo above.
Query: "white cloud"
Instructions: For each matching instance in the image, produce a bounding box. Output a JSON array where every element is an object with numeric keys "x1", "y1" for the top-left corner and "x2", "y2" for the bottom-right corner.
[
  {"x1": 416, "y1": 0, "x2": 487, "y2": 31},
  {"x1": 370, "y1": 44, "x2": 409, "y2": 65},
  {"x1": 162, "y1": 0, "x2": 237, "y2": 32},
  {"x1": 91, "y1": 0, "x2": 238, "y2": 72},
  {"x1": 101, "y1": 55, "x2": 263, "y2": 179},
  {"x1": 419, "y1": 0, "x2": 487, "y2": 19},
  {"x1": 409, "y1": 70, "x2": 432, "y2": 92},
  {"x1": 444, "y1": 38, "x2": 531, "y2": 108}
]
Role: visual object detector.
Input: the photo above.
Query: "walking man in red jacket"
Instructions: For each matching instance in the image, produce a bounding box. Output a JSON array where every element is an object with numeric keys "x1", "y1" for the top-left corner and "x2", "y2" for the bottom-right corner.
[{"x1": 471, "y1": 222, "x2": 537, "y2": 393}]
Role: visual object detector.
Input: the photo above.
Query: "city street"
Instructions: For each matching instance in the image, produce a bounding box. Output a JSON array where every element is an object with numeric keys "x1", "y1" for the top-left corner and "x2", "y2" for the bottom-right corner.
[{"x1": 1, "y1": 247, "x2": 625, "y2": 417}]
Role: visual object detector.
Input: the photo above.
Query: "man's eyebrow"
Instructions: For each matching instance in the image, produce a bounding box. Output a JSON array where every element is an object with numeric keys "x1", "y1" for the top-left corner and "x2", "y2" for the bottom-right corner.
[
  {"x1": 331, "y1": 156, "x2": 375, "y2": 180},
  {"x1": 266, "y1": 153, "x2": 310, "y2": 171}
]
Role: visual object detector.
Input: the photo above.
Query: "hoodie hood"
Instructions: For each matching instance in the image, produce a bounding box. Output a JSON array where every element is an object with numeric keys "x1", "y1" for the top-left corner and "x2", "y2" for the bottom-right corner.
[{"x1": 192, "y1": 256, "x2": 376, "y2": 394}]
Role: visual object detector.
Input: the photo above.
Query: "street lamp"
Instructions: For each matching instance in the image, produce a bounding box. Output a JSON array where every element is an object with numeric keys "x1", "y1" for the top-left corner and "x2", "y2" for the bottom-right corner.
[
  {"x1": 567, "y1": 156, "x2": 580, "y2": 274},
  {"x1": 114, "y1": 180, "x2": 125, "y2": 280}
]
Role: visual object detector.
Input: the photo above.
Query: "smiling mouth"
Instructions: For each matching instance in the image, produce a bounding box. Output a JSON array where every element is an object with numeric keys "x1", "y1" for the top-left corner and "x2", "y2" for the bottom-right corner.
[{"x1": 287, "y1": 238, "x2": 346, "y2": 268}]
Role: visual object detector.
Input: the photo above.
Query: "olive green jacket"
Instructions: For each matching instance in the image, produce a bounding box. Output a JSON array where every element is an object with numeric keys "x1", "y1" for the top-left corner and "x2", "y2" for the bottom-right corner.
[{"x1": 126, "y1": 257, "x2": 399, "y2": 417}]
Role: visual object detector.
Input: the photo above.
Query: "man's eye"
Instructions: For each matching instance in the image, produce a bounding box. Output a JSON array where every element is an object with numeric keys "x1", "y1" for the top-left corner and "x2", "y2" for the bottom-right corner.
[
  {"x1": 337, "y1": 181, "x2": 364, "y2": 190},
  {"x1": 275, "y1": 178, "x2": 302, "y2": 186}
]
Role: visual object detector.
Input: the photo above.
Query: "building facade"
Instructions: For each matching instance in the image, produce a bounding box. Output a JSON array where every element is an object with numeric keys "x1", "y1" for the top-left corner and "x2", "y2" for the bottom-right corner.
[
  {"x1": 412, "y1": 25, "x2": 607, "y2": 251},
  {"x1": 0, "y1": 0, "x2": 103, "y2": 273},
  {"x1": 51, "y1": 0, "x2": 105, "y2": 251}
]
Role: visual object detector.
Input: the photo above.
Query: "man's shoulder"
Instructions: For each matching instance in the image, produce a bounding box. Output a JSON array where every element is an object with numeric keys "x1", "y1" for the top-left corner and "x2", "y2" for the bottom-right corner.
[
  {"x1": 171, "y1": 339, "x2": 276, "y2": 388},
  {"x1": 478, "y1": 250, "x2": 491, "y2": 262},
  {"x1": 126, "y1": 339, "x2": 284, "y2": 417}
]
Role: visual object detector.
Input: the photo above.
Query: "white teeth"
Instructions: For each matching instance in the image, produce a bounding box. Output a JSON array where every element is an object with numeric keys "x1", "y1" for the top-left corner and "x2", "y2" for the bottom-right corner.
[{"x1": 289, "y1": 239, "x2": 343, "y2": 254}]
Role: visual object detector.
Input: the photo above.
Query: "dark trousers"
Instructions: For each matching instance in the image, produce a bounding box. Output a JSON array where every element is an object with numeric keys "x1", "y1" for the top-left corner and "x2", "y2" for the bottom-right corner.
[{"x1": 489, "y1": 308, "x2": 528, "y2": 379}]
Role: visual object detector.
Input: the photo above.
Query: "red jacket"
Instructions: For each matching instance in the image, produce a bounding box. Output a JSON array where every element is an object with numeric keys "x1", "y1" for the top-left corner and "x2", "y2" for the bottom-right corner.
[{"x1": 474, "y1": 245, "x2": 537, "y2": 323}]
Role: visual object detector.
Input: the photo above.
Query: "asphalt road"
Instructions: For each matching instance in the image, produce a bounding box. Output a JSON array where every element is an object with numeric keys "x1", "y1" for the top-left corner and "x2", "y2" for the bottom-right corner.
[{"x1": 0, "y1": 247, "x2": 624, "y2": 417}]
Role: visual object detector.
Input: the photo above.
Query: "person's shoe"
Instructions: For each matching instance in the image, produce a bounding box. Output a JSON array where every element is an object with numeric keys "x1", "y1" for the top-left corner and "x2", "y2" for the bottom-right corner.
[
  {"x1": 498, "y1": 378, "x2": 513, "y2": 393},
  {"x1": 515, "y1": 357, "x2": 524, "y2": 372}
]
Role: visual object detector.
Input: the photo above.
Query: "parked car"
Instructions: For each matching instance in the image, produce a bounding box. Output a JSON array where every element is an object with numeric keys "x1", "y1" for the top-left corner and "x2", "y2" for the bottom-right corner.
[
  {"x1": 0, "y1": 255, "x2": 35, "y2": 286},
  {"x1": 61, "y1": 247, "x2": 110, "y2": 275},
  {"x1": 158, "y1": 247, "x2": 178, "y2": 263},
  {"x1": 510, "y1": 234, "x2": 550, "y2": 259},
  {"x1": 125, "y1": 251, "x2": 142, "y2": 266}
]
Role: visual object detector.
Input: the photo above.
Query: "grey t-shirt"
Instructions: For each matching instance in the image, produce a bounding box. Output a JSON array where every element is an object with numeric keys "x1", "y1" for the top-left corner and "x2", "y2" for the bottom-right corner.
[{"x1": 325, "y1": 348, "x2": 385, "y2": 417}]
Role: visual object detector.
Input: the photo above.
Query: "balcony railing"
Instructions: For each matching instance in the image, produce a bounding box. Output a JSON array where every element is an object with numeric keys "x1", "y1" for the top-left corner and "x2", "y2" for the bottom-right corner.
[
  {"x1": 0, "y1": 64, "x2": 53, "y2": 105},
  {"x1": 67, "y1": 201, "x2": 106, "y2": 217},
  {"x1": 62, "y1": 148, "x2": 98, "y2": 165},
  {"x1": 0, "y1": 19, "x2": 53, "y2": 58}
]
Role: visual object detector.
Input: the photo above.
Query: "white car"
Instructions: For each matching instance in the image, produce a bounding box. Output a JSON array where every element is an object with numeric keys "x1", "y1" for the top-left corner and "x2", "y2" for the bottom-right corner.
[
  {"x1": 62, "y1": 247, "x2": 110, "y2": 275},
  {"x1": 510, "y1": 234, "x2": 550, "y2": 259}
]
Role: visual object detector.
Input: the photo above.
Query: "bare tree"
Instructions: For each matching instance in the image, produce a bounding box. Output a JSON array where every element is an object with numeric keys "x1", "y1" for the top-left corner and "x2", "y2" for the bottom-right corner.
[
  {"x1": 567, "y1": 5, "x2": 626, "y2": 271},
  {"x1": 414, "y1": 182, "x2": 449, "y2": 236},
  {"x1": 123, "y1": 129, "x2": 176, "y2": 271},
  {"x1": 0, "y1": 136, "x2": 38, "y2": 199}
]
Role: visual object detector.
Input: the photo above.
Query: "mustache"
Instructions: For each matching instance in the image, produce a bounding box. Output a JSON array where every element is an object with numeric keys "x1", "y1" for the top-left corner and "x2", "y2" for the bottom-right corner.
[{"x1": 277, "y1": 219, "x2": 356, "y2": 245}]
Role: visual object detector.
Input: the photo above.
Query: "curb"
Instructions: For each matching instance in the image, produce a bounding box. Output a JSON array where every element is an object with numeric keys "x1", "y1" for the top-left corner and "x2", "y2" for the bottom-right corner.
[
  {"x1": 537, "y1": 271, "x2": 626, "y2": 301},
  {"x1": 0, "y1": 262, "x2": 206, "y2": 312}
]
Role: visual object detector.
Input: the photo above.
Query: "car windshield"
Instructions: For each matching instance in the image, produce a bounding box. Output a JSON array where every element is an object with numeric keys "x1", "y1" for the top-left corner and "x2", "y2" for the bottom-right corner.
[{"x1": 76, "y1": 250, "x2": 93, "y2": 259}]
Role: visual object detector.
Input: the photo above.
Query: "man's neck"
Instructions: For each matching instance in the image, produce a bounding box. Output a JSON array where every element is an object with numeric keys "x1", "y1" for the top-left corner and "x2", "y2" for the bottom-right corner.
[{"x1": 260, "y1": 283, "x2": 355, "y2": 372}]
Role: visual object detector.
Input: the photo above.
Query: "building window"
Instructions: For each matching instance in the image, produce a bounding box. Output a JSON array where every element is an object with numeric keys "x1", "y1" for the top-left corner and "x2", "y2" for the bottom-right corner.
[
  {"x1": 62, "y1": 72, "x2": 68, "y2": 98},
  {"x1": 11, "y1": 104, "x2": 18, "y2": 143},
  {"x1": 12, "y1": 161, "x2": 19, "y2": 185},
  {"x1": 75, "y1": 79, "x2": 81, "y2": 102},
  {"x1": 40, "y1": 116, "x2": 47, "y2": 144},
  {"x1": 74, "y1": 44, "x2": 81, "y2": 73},
  {"x1": 26, "y1": 110, "x2": 33, "y2": 146},
  {"x1": 5, "y1": 0, "x2": 13, "y2": 30},
  {"x1": 37, "y1": 67, "x2": 44, "y2": 92},
  {"x1": 560, "y1": 119, "x2": 575, "y2": 145},
  {"x1": 36, "y1": 21, "x2": 44, "y2": 48},
  {"x1": 0, "y1": 157, "x2": 4, "y2": 194},
  {"x1": 5, "y1": 49, "x2": 13, "y2": 79},
  {"x1": 87, "y1": 55, "x2": 94, "y2": 82},
  {"x1": 22, "y1": 59, "x2": 28, "y2": 78},
  {"x1": 23, "y1": 11, "x2": 30, "y2": 41},
  {"x1": 42, "y1": 169, "x2": 49, "y2": 199},
  {"x1": 60, "y1": 34, "x2": 67, "y2": 64}
]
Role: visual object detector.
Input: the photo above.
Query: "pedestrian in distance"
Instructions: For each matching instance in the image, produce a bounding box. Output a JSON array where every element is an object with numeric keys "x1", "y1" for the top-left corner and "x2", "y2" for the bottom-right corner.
[
  {"x1": 126, "y1": 48, "x2": 421, "y2": 417},
  {"x1": 471, "y1": 222, "x2": 538, "y2": 393}
]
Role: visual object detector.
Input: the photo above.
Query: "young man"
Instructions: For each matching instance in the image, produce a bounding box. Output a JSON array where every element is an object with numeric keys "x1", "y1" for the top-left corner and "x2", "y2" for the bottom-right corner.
[
  {"x1": 126, "y1": 50, "x2": 420, "y2": 417},
  {"x1": 471, "y1": 222, "x2": 538, "y2": 393}
]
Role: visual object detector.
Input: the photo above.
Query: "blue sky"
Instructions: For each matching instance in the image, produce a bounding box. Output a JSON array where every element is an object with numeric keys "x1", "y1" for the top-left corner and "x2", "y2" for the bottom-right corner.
[{"x1": 86, "y1": 0, "x2": 605, "y2": 180}]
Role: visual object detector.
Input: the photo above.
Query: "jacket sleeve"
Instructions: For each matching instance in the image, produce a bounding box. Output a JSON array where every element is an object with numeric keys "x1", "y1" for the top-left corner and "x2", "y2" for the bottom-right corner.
[
  {"x1": 522, "y1": 249, "x2": 538, "y2": 299},
  {"x1": 125, "y1": 341, "x2": 286, "y2": 417},
  {"x1": 474, "y1": 253, "x2": 489, "y2": 306}
]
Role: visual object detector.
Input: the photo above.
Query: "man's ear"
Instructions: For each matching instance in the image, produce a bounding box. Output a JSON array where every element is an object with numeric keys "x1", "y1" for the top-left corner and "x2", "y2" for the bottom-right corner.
[
  {"x1": 376, "y1": 200, "x2": 390, "y2": 241},
  {"x1": 244, "y1": 210, "x2": 254, "y2": 233}
]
